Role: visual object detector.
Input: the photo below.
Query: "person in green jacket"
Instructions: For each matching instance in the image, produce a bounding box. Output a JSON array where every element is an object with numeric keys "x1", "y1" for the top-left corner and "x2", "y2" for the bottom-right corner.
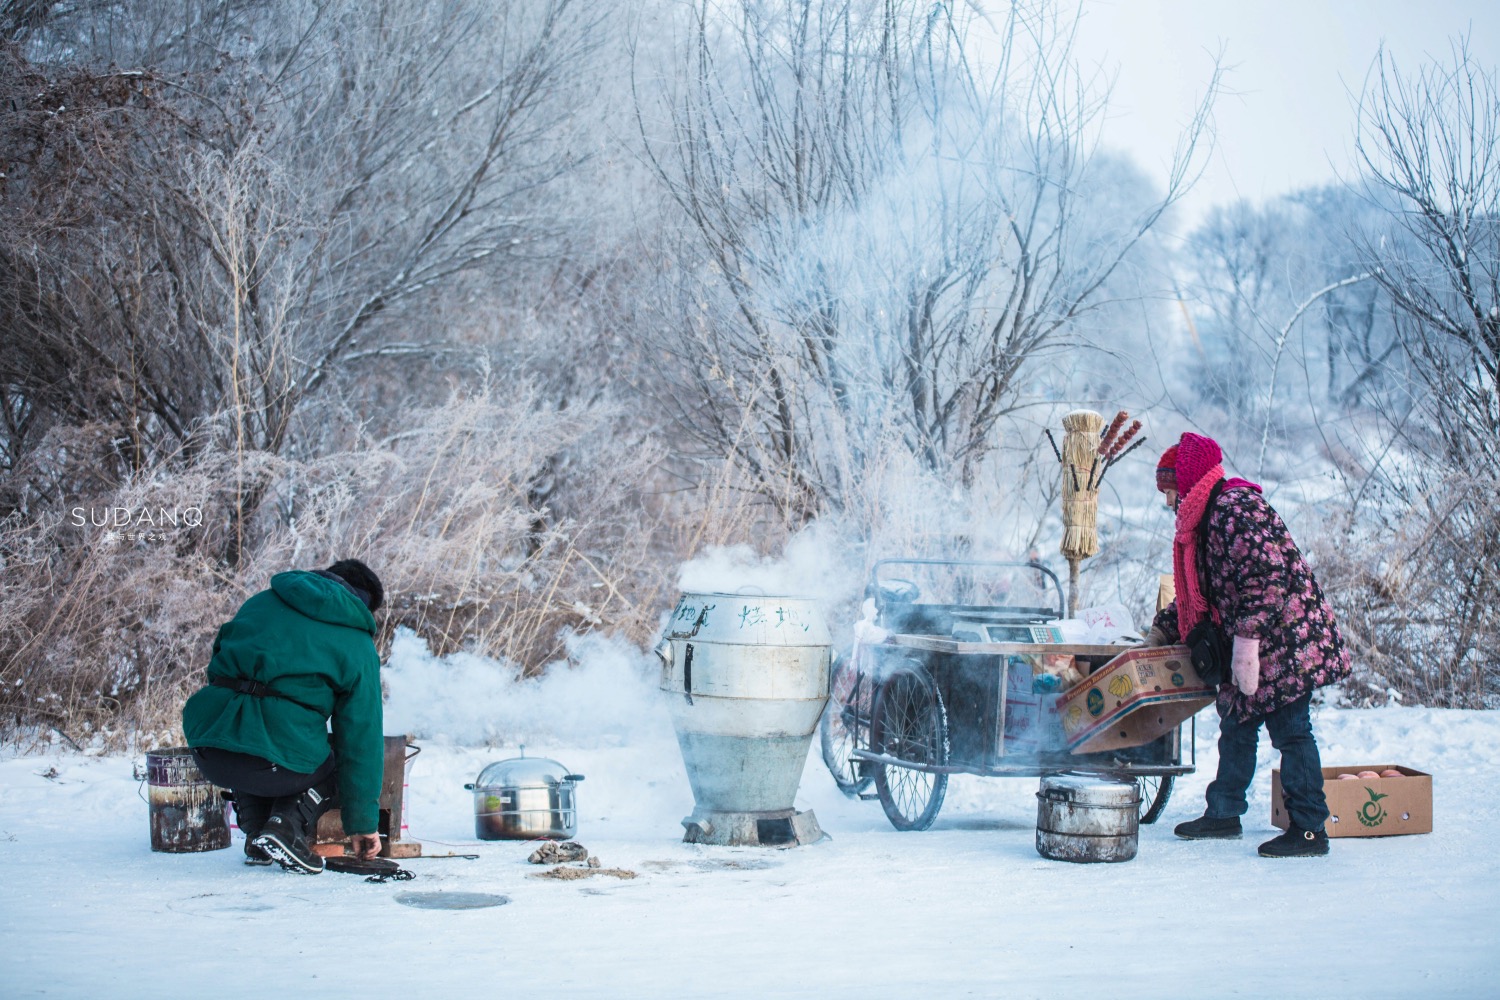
[{"x1": 182, "y1": 559, "x2": 385, "y2": 874}]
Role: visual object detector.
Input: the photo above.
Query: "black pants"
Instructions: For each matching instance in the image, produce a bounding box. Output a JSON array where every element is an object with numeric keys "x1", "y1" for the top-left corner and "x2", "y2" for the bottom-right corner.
[
  {"x1": 191, "y1": 746, "x2": 336, "y2": 798},
  {"x1": 193, "y1": 746, "x2": 338, "y2": 841},
  {"x1": 1205, "y1": 693, "x2": 1329, "y2": 831}
]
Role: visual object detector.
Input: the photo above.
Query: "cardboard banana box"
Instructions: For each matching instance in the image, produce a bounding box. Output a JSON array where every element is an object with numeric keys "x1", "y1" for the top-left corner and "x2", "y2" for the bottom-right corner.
[
  {"x1": 1272, "y1": 765, "x2": 1432, "y2": 837},
  {"x1": 1057, "y1": 645, "x2": 1214, "y2": 754}
]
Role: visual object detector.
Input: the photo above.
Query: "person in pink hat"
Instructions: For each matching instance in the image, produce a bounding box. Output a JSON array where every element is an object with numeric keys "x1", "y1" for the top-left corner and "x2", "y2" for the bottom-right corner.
[{"x1": 1144, "y1": 432, "x2": 1352, "y2": 857}]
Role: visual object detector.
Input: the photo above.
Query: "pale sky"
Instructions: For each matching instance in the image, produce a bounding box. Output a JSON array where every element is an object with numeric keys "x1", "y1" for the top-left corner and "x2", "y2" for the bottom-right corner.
[{"x1": 1067, "y1": 0, "x2": 1500, "y2": 228}]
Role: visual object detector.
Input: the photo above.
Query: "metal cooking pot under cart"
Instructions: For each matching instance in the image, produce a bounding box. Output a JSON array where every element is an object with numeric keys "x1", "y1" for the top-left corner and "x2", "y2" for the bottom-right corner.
[
  {"x1": 1035, "y1": 773, "x2": 1140, "y2": 863},
  {"x1": 465, "y1": 751, "x2": 584, "y2": 841}
]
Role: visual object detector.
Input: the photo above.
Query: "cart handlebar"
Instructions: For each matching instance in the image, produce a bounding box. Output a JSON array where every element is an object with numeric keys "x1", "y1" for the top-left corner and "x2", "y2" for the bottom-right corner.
[{"x1": 870, "y1": 558, "x2": 1065, "y2": 621}]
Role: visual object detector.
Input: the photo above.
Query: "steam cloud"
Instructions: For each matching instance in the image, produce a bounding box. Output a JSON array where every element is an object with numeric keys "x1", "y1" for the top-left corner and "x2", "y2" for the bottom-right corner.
[
  {"x1": 676, "y1": 521, "x2": 861, "y2": 607},
  {"x1": 384, "y1": 525, "x2": 864, "y2": 748},
  {"x1": 382, "y1": 627, "x2": 670, "y2": 747}
]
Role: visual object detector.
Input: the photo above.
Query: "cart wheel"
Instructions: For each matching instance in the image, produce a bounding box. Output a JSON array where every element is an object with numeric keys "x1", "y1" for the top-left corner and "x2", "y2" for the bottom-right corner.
[
  {"x1": 870, "y1": 667, "x2": 949, "y2": 831},
  {"x1": 819, "y1": 651, "x2": 874, "y2": 797},
  {"x1": 1138, "y1": 774, "x2": 1174, "y2": 825}
]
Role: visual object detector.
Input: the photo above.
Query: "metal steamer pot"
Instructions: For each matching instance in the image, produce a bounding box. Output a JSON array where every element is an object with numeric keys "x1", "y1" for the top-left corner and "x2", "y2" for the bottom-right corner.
[
  {"x1": 658, "y1": 591, "x2": 831, "y2": 847},
  {"x1": 465, "y1": 752, "x2": 584, "y2": 841},
  {"x1": 1035, "y1": 773, "x2": 1140, "y2": 863}
]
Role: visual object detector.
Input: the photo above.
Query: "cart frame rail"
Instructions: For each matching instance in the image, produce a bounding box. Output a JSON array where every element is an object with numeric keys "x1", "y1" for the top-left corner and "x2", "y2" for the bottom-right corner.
[{"x1": 819, "y1": 556, "x2": 1201, "y2": 831}]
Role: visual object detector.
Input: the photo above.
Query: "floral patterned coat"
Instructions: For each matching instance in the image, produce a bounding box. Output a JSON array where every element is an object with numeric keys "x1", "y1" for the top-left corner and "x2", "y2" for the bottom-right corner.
[{"x1": 1152, "y1": 485, "x2": 1352, "y2": 721}]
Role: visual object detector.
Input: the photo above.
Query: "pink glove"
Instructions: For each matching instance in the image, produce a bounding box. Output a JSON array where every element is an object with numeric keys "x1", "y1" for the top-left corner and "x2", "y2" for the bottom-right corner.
[{"x1": 1230, "y1": 636, "x2": 1261, "y2": 696}]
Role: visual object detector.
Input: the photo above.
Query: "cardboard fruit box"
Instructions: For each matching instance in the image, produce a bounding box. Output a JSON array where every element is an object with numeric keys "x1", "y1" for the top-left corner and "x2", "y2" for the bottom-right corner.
[
  {"x1": 1272, "y1": 765, "x2": 1432, "y2": 838},
  {"x1": 1057, "y1": 645, "x2": 1215, "y2": 754}
]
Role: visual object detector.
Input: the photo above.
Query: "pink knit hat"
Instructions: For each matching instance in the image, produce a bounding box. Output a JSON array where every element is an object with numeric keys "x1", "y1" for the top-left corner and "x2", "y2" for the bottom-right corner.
[{"x1": 1175, "y1": 432, "x2": 1222, "y2": 494}]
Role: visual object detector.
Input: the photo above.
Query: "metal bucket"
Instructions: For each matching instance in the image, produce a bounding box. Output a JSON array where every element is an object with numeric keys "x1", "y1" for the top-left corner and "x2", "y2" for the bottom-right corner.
[
  {"x1": 145, "y1": 747, "x2": 230, "y2": 853},
  {"x1": 1035, "y1": 774, "x2": 1139, "y2": 863},
  {"x1": 659, "y1": 592, "x2": 831, "y2": 847}
]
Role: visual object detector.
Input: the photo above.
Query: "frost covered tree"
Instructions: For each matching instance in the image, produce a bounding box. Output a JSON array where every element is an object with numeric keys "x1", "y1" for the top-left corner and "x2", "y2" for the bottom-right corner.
[
  {"x1": 0, "y1": 0, "x2": 604, "y2": 560},
  {"x1": 1176, "y1": 190, "x2": 1402, "y2": 482},
  {"x1": 1341, "y1": 38, "x2": 1500, "y2": 703},
  {"x1": 636, "y1": 0, "x2": 1215, "y2": 518}
]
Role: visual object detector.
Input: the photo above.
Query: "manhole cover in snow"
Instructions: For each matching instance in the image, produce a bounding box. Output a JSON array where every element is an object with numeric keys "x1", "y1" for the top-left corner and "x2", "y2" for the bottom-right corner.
[{"x1": 394, "y1": 891, "x2": 510, "y2": 911}]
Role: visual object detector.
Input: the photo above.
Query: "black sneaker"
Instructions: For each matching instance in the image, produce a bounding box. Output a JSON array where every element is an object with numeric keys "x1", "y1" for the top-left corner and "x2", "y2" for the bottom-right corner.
[
  {"x1": 232, "y1": 792, "x2": 274, "y2": 866},
  {"x1": 1173, "y1": 815, "x2": 1243, "y2": 840},
  {"x1": 1259, "y1": 825, "x2": 1330, "y2": 858},
  {"x1": 253, "y1": 813, "x2": 325, "y2": 874}
]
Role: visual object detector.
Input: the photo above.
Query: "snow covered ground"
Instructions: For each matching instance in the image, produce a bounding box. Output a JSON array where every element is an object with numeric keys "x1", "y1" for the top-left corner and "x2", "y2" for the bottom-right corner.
[{"x1": 2, "y1": 704, "x2": 1497, "y2": 999}]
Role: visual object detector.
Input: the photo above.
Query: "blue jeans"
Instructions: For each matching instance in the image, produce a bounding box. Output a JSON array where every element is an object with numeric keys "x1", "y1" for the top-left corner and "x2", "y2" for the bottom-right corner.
[{"x1": 1205, "y1": 693, "x2": 1328, "y2": 831}]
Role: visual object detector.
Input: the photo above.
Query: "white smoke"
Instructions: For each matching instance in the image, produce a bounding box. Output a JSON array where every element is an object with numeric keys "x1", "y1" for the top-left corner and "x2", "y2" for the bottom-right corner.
[
  {"x1": 676, "y1": 520, "x2": 862, "y2": 607},
  {"x1": 382, "y1": 627, "x2": 671, "y2": 747},
  {"x1": 383, "y1": 527, "x2": 865, "y2": 748}
]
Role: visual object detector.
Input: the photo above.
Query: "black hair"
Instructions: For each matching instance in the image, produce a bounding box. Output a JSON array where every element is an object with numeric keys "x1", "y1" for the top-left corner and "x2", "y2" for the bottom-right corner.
[{"x1": 326, "y1": 558, "x2": 384, "y2": 612}]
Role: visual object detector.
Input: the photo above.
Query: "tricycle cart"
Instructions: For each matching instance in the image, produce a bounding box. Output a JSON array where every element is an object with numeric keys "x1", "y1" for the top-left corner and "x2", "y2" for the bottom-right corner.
[{"x1": 819, "y1": 559, "x2": 1197, "y2": 831}]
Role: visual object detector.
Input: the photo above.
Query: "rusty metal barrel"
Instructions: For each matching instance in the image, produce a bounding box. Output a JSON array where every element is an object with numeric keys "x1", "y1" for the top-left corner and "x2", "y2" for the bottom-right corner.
[{"x1": 146, "y1": 747, "x2": 229, "y2": 853}]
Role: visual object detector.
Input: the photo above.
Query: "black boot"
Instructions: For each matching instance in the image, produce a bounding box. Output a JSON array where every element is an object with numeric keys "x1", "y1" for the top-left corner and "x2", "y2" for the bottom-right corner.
[
  {"x1": 1259, "y1": 825, "x2": 1330, "y2": 858},
  {"x1": 1173, "y1": 814, "x2": 1243, "y2": 840},
  {"x1": 253, "y1": 778, "x2": 336, "y2": 874},
  {"x1": 232, "y1": 791, "x2": 275, "y2": 866}
]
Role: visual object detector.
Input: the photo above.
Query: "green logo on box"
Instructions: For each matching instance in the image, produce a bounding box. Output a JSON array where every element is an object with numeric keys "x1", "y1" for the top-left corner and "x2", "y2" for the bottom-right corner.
[
  {"x1": 1358, "y1": 788, "x2": 1389, "y2": 827},
  {"x1": 1086, "y1": 688, "x2": 1104, "y2": 717}
]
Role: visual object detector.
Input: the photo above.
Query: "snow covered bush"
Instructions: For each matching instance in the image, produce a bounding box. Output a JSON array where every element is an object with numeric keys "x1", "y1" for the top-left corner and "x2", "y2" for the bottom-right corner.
[{"x1": 0, "y1": 385, "x2": 666, "y2": 745}]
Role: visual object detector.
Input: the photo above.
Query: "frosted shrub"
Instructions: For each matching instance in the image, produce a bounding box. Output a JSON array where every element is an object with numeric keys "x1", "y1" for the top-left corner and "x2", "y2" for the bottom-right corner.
[{"x1": 0, "y1": 387, "x2": 664, "y2": 745}]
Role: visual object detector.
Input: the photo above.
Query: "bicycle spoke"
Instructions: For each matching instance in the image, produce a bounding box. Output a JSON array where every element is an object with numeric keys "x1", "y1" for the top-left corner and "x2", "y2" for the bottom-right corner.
[{"x1": 872, "y1": 668, "x2": 949, "y2": 831}]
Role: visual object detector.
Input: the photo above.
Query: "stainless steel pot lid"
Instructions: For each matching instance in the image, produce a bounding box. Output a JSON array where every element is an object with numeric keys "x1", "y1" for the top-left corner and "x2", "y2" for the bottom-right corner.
[{"x1": 469, "y1": 750, "x2": 583, "y2": 790}]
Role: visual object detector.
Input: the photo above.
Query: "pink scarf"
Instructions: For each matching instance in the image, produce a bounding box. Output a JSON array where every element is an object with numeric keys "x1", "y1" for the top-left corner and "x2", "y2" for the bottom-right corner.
[
  {"x1": 1173, "y1": 469, "x2": 1262, "y2": 636},
  {"x1": 1172, "y1": 465, "x2": 1224, "y2": 637}
]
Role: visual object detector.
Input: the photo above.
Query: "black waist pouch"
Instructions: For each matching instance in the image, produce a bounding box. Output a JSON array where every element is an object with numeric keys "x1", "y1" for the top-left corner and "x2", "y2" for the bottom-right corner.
[{"x1": 1186, "y1": 618, "x2": 1232, "y2": 687}]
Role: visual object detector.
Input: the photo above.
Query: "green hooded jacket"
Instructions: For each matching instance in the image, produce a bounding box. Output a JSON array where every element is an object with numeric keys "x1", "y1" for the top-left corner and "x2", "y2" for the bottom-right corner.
[{"x1": 182, "y1": 571, "x2": 383, "y2": 834}]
